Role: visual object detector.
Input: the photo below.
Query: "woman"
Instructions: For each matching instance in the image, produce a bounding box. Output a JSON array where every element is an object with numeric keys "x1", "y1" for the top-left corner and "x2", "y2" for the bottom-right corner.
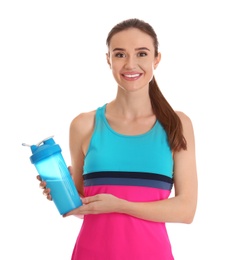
[{"x1": 39, "y1": 18, "x2": 198, "y2": 259}]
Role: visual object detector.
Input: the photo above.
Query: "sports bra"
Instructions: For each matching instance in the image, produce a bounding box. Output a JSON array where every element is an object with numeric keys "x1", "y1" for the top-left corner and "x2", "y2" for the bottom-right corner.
[{"x1": 83, "y1": 104, "x2": 174, "y2": 181}]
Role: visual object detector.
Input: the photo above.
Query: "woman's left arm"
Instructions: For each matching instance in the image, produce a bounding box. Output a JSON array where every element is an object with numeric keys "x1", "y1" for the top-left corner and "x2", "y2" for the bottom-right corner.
[{"x1": 117, "y1": 112, "x2": 198, "y2": 223}]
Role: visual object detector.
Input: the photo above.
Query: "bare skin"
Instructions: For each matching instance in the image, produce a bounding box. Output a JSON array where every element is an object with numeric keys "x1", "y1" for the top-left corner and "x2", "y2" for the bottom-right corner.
[{"x1": 38, "y1": 28, "x2": 197, "y2": 223}]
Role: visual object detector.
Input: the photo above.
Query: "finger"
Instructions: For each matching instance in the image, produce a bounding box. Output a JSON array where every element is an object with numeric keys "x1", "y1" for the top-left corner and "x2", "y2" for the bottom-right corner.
[
  {"x1": 63, "y1": 207, "x2": 82, "y2": 218},
  {"x1": 46, "y1": 194, "x2": 52, "y2": 201},
  {"x1": 43, "y1": 187, "x2": 50, "y2": 196},
  {"x1": 68, "y1": 165, "x2": 73, "y2": 176},
  {"x1": 42, "y1": 188, "x2": 52, "y2": 200},
  {"x1": 82, "y1": 195, "x2": 99, "y2": 204},
  {"x1": 39, "y1": 181, "x2": 47, "y2": 189},
  {"x1": 36, "y1": 175, "x2": 42, "y2": 181}
]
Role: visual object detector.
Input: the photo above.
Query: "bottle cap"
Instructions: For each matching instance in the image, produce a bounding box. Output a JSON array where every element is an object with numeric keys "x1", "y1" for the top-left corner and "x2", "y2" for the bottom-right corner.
[{"x1": 29, "y1": 137, "x2": 61, "y2": 164}]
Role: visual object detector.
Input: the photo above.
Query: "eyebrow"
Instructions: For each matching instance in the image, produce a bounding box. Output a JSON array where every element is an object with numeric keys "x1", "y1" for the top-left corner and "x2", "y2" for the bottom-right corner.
[{"x1": 112, "y1": 47, "x2": 151, "y2": 52}]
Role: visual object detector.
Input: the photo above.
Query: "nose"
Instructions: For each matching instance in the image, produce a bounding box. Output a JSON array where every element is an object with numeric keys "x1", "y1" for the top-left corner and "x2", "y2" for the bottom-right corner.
[{"x1": 124, "y1": 56, "x2": 136, "y2": 69}]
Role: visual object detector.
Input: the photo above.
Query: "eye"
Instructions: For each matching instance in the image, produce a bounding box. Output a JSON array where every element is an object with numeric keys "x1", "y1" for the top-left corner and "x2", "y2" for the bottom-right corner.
[
  {"x1": 137, "y1": 52, "x2": 148, "y2": 57},
  {"x1": 115, "y1": 52, "x2": 126, "y2": 58}
]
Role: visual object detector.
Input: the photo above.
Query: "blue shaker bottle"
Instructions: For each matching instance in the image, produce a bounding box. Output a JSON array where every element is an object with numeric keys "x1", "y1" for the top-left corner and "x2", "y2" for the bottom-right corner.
[{"x1": 23, "y1": 136, "x2": 82, "y2": 215}]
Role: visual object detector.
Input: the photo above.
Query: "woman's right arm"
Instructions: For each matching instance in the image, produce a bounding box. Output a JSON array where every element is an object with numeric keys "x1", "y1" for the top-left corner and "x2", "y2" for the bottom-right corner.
[
  {"x1": 69, "y1": 111, "x2": 95, "y2": 196},
  {"x1": 37, "y1": 110, "x2": 96, "y2": 200}
]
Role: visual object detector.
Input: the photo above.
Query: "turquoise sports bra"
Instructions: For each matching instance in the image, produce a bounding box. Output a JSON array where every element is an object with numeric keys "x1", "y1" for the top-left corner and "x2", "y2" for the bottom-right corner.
[{"x1": 83, "y1": 104, "x2": 173, "y2": 179}]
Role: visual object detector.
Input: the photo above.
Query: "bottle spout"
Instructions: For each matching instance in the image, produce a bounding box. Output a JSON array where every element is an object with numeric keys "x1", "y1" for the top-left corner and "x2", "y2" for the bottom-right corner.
[
  {"x1": 36, "y1": 135, "x2": 54, "y2": 146},
  {"x1": 22, "y1": 143, "x2": 32, "y2": 147},
  {"x1": 22, "y1": 135, "x2": 54, "y2": 148},
  {"x1": 22, "y1": 143, "x2": 37, "y2": 153}
]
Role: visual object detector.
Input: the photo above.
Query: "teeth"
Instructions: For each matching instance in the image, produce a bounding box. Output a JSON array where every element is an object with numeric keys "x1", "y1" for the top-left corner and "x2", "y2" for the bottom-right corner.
[{"x1": 124, "y1": 74, "x2": 140, "y2": 78}]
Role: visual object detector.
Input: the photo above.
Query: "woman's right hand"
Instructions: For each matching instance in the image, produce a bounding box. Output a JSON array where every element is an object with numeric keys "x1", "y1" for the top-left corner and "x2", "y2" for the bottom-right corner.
[{"x1": 36, "y1": 175, "x2": 52, "y2": 201}]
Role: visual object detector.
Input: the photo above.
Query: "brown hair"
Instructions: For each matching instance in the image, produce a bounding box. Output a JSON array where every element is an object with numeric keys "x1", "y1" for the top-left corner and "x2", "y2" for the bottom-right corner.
[{"x1": 106, "y1": 18, "x2": 187, "y2": 152}]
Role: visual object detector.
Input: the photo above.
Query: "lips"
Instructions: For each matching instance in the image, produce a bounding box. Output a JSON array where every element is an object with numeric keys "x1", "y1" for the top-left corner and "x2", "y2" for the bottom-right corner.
[{"x1": 122, "y1": 73, "x2": 142, "y2": 80}]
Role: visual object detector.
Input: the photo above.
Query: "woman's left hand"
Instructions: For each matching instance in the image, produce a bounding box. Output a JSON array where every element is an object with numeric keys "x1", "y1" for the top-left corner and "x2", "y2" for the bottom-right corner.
[{"x1": 63, "y1": 194, "x2": 123, "y2": 217}]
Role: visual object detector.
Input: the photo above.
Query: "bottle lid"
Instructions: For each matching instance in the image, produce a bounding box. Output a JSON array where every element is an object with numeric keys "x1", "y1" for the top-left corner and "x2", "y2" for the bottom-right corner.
[{"x1": 29, "y1": 137, "x2": 61, "y2": 164}]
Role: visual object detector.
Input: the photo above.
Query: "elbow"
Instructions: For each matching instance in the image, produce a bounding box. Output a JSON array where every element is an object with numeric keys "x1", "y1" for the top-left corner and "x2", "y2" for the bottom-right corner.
[
  {"x1": 181, "y1": 208, "x2": 197, "y2": 224},
  {"x1": 178, "y1": 195, "x2": 197, "y2": 224},
  {"x1": 183, "y1": 215, "x2": 194, "y2": 224}
]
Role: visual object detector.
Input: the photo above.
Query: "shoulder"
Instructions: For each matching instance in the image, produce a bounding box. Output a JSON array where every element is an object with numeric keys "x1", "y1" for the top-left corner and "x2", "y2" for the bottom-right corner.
[
  {"x1": 70, "y1": 110, "x2": 96, "y2": 137},
  {"x1": 175, "y1": 111, "x2": 193, "y2": 129},
  {"x1": 175, "y1": 111, "x2": 195, "y2": 145},
  {"x1": 71, "y1": 110, "x2": 96, "y2": 125}
]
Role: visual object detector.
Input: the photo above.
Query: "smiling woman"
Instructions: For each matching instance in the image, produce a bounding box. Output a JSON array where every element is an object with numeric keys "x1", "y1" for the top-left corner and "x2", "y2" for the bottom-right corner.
[
  {"x1": 106, "y1": 26, "x2": 160, "y2": 93},
  {"x1": 37, "y1": 18, "x2": 198, "y2": 260}
]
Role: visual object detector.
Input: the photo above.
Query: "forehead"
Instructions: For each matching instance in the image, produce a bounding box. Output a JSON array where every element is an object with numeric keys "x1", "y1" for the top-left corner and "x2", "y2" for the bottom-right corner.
[{"x1": 109, "y1": 28, "x2": 154, "y2": 50}]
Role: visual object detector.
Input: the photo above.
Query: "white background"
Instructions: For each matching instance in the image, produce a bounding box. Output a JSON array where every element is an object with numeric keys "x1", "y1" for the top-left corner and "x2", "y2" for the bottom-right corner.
[{"x1": 1, "y1": 0, "x2": 235, "y2": 259}]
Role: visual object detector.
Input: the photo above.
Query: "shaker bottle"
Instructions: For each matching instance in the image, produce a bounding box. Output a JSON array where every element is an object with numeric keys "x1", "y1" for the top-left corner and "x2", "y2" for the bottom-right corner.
[{"x1": 22, "y1": 136, "x2": 82, "y2": 215}]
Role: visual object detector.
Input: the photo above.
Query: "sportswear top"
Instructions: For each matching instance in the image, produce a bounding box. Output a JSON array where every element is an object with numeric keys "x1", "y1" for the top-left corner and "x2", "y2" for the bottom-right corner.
[{"x1": 71, "y1": 104, "x2": 174, "y2": 260}]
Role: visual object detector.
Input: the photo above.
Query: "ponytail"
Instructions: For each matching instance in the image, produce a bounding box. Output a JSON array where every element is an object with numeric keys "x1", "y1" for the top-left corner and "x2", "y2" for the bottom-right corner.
[{"x1": 149, "y1": 77, "x2": 187, "y2": 152}]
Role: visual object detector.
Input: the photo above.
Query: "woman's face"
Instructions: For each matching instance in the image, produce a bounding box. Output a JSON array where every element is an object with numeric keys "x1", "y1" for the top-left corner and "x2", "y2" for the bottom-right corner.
[{"x1": 106, "y1": 28, "x2": 160, "y2": 92}]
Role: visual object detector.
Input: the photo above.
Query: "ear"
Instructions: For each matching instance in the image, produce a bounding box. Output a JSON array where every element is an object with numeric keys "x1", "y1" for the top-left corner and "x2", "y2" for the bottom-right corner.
[
  {"x1": 154, "y1": 52, "x2": 161, "y2": 69},
  {"x1": 106, "y1": 53, "x2": 111, "y2": 68}
]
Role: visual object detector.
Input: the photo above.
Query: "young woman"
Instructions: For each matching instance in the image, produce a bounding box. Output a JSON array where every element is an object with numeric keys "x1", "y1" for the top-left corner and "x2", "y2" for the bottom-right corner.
[{"x1": 39, "y1": 18, "x2": 198, "y2": 259}]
